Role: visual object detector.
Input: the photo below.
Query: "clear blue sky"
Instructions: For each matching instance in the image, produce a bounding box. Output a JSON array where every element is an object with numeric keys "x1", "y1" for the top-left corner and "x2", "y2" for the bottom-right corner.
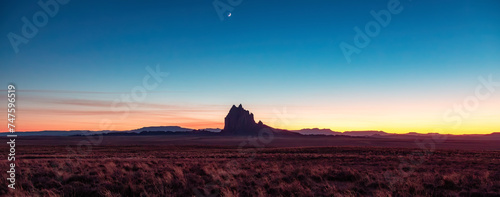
[{"x1": 0, "y1": 0, "x2": 499, "y2": 133}]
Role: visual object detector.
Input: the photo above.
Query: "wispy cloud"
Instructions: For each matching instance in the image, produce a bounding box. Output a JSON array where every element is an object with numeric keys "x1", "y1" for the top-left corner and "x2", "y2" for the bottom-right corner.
[{"x1": 0, "y1": 89, "x2": 183, "y2": 95}]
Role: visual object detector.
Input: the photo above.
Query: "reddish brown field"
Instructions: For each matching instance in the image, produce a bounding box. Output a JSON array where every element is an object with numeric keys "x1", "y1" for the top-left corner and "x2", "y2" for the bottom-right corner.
[{"x1": 1, "y1": 136, "x2": 499, "y2": 197}]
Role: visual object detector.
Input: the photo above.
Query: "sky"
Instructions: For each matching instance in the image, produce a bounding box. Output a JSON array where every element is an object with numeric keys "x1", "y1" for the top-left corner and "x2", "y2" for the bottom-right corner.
[{"x1": 0, "y1": 0, "x2": 499, "y2": 134}]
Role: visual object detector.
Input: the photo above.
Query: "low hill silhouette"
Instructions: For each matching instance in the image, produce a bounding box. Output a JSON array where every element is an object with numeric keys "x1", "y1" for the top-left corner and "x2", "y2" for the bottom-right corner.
[{"x1": 2, "y1": 104, "x2": 499, "y2": 140}]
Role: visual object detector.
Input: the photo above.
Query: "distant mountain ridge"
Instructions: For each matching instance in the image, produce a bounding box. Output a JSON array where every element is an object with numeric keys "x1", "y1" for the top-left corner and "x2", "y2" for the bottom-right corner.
[
  {"x1": 290, "y1": 128, "x2": 341, "y2": 136},
  {"x1": 290, "y1": 129, "x2": 389, "y2": 136},
  {"x1": 1, "y1": 104, "x2": 498, "y2": 140},
  {"x1": 131, "y1": 126, "x2": 195, "y2": 133},
  {"x1": 0, "y1": 126, "x2": 219, "y2": 137}
]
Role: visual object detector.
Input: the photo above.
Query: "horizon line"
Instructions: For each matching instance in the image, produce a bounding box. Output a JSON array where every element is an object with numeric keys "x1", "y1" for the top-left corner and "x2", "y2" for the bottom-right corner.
[{"x1": 2, "y1": 126, "x2": 498, "y2": 136}]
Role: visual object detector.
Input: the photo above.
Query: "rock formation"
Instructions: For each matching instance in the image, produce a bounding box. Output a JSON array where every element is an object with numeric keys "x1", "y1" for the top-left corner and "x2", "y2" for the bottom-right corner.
[
  {"x1": 221, "y1": 104, "x2": 300, "y2": 136},
  {"x1": 221, "y1": 104, "x2": 269, "y2": 135}
]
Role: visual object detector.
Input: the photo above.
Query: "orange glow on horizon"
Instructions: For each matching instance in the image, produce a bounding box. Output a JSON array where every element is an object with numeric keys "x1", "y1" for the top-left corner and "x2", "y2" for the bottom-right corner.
[{"x1": 0, "y1": 95, "x2": 498, "y2": 135}]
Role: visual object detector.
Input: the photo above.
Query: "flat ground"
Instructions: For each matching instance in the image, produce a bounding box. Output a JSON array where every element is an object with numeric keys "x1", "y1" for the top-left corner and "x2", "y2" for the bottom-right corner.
[
  {"x1": 1, "y1": 136, "x2": 499, "y2": 196},
  {"x1": 13, "y1": 135, "x2": 500, "y2": 150}
]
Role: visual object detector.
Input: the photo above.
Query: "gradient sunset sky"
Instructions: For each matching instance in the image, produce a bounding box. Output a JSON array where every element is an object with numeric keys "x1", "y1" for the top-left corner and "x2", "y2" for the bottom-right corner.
[{"x1": 0, "y1": 0, "x2": 499, "y2": 134}]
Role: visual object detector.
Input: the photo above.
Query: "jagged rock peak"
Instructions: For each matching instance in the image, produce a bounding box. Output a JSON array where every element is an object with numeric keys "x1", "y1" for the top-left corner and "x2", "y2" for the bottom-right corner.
[
  {"x1": 220, "y1": 104, "x2": 300, "y2": 136},
  {"x1": 222, "y1": 104, "x2": 263, "y2": 135}
]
